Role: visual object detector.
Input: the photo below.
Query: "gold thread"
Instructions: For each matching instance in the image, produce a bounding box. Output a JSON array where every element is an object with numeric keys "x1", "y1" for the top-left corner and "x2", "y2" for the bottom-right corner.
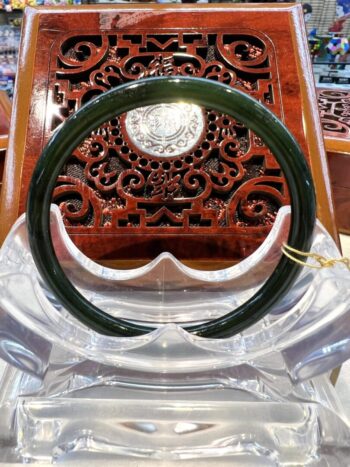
[{"x1": 282, "y1": 243, "x2": 350, "y2": 270}]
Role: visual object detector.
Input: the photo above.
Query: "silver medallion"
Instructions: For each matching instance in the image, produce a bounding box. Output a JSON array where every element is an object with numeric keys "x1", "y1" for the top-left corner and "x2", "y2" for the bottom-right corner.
[{"x1": 125, "y1": 103, "x2": 205, "y2": 158}]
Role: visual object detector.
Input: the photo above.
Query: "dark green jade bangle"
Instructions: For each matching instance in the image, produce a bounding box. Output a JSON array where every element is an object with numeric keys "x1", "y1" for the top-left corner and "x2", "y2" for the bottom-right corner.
[{"x1": 27, "y1": 76, "x2": 316, "y2": 339}]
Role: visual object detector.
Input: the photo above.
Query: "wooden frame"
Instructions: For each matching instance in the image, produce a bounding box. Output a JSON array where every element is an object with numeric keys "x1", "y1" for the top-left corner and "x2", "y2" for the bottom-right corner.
[{"x1": 0, "y1": 4, "x2": 338, "y2": 264}]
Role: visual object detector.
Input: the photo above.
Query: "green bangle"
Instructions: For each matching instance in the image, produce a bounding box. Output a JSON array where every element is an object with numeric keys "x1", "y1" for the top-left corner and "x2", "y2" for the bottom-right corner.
[{"x1": 27, "y1": 76, "x2": 316, "y2": 339}]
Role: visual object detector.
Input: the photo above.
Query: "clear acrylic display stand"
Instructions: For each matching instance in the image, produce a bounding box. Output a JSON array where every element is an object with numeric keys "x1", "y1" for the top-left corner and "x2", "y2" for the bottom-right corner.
[{"x1": 0, "y1": 205, "x2": 350, "y2": 464}]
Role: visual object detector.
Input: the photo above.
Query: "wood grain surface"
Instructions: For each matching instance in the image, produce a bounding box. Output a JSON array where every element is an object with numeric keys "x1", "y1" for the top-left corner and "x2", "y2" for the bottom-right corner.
[{"x1": 0, "y1": 4, "x2": 338, "y2": 265}]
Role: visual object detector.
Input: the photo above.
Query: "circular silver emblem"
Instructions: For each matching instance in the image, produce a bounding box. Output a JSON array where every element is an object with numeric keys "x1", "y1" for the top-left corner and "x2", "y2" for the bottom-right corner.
[{"x1": 125, "y1": 103, "x2": 205, "y2": 157}]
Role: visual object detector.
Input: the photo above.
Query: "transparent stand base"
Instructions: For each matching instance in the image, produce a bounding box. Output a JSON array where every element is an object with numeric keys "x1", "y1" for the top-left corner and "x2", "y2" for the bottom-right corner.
[
  {"x1": 0, "y1": 207, "x2": 350, "y2": 464},
  {"x1": 15, "y1": 400, "x2": 350, "y2": 465},
  {"x1": 1, "y1": 359, "x2": 350, "y2": 465}
]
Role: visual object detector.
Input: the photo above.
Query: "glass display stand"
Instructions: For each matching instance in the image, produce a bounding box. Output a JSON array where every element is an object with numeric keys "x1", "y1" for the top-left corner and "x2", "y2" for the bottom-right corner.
[{"x1": 0, "y1": 206, "x2": 350, "y2": 464}]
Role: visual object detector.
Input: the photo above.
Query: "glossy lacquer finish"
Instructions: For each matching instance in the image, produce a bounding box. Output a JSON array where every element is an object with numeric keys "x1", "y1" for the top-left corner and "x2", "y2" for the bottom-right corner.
[
  {"x1": 0, "y1": 4, "x2": 337, "y2": 264},
  {"x1": 0, "y1": 91, "x2": 11, "y2": 191},
  {"x1": 27, "y1": 77, "x2": 316, "y2": 337},
  {"x1": 318, "y1": 88, "x2": 350, "y2": 234}
]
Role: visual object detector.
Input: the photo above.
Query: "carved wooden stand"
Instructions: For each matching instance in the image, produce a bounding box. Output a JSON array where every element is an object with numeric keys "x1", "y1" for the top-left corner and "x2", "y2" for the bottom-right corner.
[
  {"x1": 318, "y1": 88, "x2": 350, "y2": 234},
  {"x1": 0, "y1": 4, "x2": 337, "y2": 265}
]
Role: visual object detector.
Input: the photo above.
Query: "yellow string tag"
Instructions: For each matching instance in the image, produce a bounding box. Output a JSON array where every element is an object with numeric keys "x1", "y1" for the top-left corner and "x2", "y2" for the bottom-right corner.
[{"x1": 282, "y1": 243, "x2": 350, "y2": 270}]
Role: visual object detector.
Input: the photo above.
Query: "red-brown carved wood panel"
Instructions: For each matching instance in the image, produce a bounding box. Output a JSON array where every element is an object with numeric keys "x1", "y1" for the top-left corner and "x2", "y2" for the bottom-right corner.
[
  {"x1": 318, "y1": 88, "x2": 350, "y2": 234},
  {"x1": 318, "y1": 88, "x2": 350, "y2": 139},
  {"x1": 50, "y1": 31, "x2": 288, "y2": 244},
  {"x1": 1, "y1": 6, "x2": 336, "y2": 262}
]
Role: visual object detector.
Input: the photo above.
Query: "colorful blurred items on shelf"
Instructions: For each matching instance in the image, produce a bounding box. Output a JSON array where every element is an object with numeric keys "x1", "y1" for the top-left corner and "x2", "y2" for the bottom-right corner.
[
  {"x1": 336, "y1": 0, "x2": 350, "y2": 15},
  {"x1": 326, "y1": 36, "x2": 350, "y2": 55},
  {"x1": 309, "y1": 27, "x2": 318, "y2": 38},
  {"x1": 0, "y1": 25, "x2": 20, "y2": 98},
  {"x1": 303, "y1": 3, "x2": 313, "y2": 23},
  {"x1": 9, "y1": 0, "x2": 25, "y2": 9},
  {"x1": 0, "y1": 0, "x2": 81, "y2": 9},
  {"x1": 1, "y1": 0, "x2": 11, "y2": 11},
  {"x1": 0, "y1": 25, "x2": 20, "y2": 44},
  {"x1": 308, "y1": 31, "x2": 323, "y2": 61},
  {"x1": 310, "y1": 42, "x2": 322, "y2": 61},
  {"x1": 43, "y1": 0, "x2": 81, "y2": 4},
  {"x1": 0, "y1": 75, "x2": 14, "y2": 97},
  {"x1": 0, "y1": 56, "x2": 15, "y2": 96},
  {"x1": 329, "y1": 0, "x2": 350, "y2": 33},
  {"x1": 156, "y1": 0, "x2": 182, "y2": 3}
]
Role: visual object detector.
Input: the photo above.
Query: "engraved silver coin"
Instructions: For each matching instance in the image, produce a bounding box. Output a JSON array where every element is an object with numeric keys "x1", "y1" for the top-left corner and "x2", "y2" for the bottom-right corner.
[{"x1": 125, "y1": 103, "x2": 205, "y2": 157}]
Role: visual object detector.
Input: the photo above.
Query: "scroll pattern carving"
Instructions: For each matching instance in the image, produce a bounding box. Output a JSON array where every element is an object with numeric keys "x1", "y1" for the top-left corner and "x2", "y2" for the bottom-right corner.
[
  {"x1": 318, "y1": 89, "x2": 350, "y2": 139},
  {"x1": 48, "y1": 31, "x2": 288, "y2": 234}
]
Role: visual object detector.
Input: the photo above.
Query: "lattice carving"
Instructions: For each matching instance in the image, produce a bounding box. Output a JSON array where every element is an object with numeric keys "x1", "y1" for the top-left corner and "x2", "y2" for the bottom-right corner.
[
  {"x1": 48, "y1": 31, "x2": 288, "y2": 236},
  {"x1": 318, "y1": 89, "x2": 350, "y2": 139}
]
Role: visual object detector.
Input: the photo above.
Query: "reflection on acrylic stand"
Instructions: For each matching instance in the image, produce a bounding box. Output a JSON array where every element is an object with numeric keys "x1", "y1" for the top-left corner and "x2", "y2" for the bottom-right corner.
[{"x1": 0, "y1": 205, "x2": 349, "y2": 463}]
